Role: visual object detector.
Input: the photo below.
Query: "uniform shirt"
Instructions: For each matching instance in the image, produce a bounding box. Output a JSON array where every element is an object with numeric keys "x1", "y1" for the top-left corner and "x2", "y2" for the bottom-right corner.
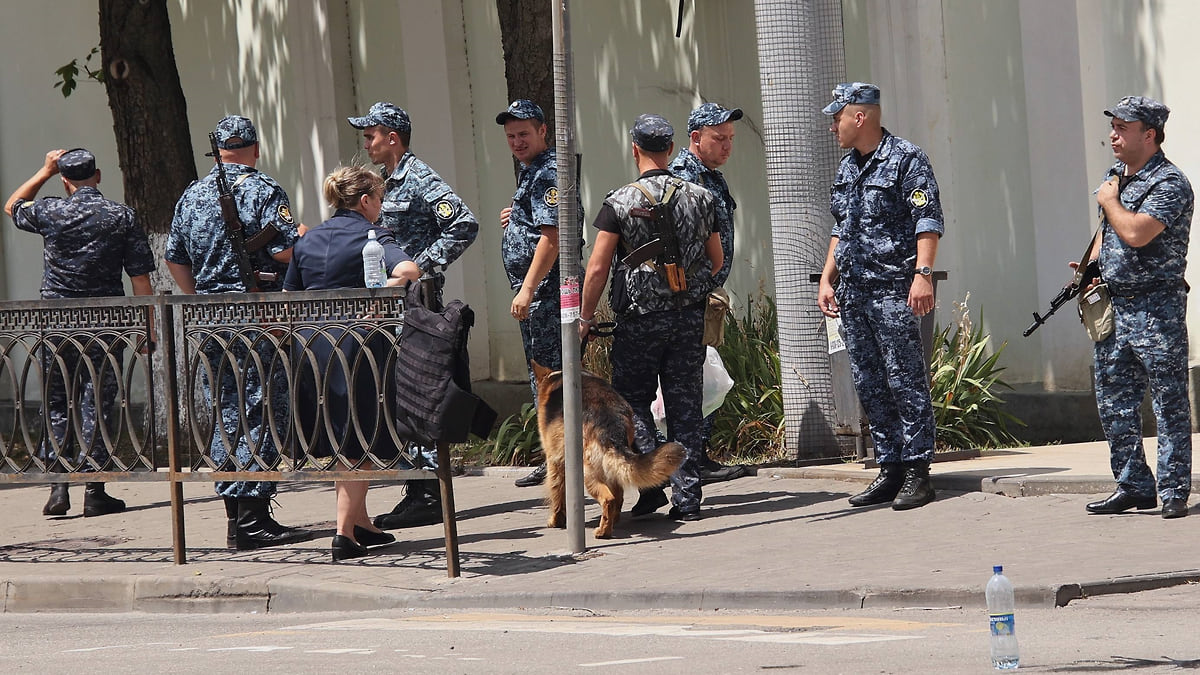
[
  {"x1": 283, "y1": 209, "x2": 412, "y2": 291},
  {"x1": 166, "y1": 163, "x2": 298, "y2": 294},
  {"x1": 669, "y1": 147, "x2": 736, "y2": 285},
  {"x1": 1099, "y1": 150, "x2": 1193, "y2": 294},
  {"x1": 594, "y1": 169, "x2": 718, "y2": 316},
  {"x1": 379, "y1": 151, "x2": 478, "y2": 273},
  {"x1": 10, "y1": 186, "x2": 155, "y2": 299},
  {"x1": 829, "y1": 129, "x2": 944, "y2": 284},
  {"x1": 501, "y1": 148, "x2": 584, "y2": 300}
]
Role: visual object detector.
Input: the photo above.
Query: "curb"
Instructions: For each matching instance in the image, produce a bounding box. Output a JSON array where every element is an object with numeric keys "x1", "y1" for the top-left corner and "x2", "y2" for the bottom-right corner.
[
  {"x1": 6, "y1": 572, "x2": 1195, "y2": 614},
  {"x1": 766, "y1": 466, "x2": 1116, "y2": 496}
]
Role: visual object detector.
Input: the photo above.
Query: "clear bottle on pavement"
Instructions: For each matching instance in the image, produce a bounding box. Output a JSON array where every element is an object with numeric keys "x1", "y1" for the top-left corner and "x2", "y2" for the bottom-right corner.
[
  {"x1": 986, "y1": 565, "x2": 1019, "y2": 670},
  {"x1": 362, "y1": 229, "x2": 386, "y2": 288}
]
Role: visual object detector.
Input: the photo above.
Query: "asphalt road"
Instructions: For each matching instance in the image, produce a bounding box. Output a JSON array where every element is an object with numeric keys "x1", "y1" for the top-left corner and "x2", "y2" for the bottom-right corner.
[{"x1": 2, "y1": 584, "x2": 1198, "y2": 673}]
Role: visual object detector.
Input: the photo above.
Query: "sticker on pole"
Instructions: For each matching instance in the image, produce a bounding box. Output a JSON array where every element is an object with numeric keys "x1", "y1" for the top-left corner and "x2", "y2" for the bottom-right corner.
[{"x1": 560, "y1": 275, "x2": 580, "y2": 323}]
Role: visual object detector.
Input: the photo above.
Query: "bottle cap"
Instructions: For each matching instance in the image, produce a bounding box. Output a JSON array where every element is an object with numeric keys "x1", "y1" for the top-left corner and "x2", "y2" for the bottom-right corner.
[
  {"x1": 368, "y1": 229, "x2": 378, "y2": 239},
  {"x1": 993, "y1": 565, "x2": 1003, "y2": 574}
]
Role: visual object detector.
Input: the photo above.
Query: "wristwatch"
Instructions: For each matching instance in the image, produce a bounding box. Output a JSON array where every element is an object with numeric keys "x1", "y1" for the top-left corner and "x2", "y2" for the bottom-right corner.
[{"x1": 915, "y1": 266, "x2": 933, "y2": 277}]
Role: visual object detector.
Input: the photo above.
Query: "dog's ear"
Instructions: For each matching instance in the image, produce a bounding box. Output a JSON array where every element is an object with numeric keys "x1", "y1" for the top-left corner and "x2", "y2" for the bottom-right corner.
[{"x1": 530, "y1": 360, "x2": 552, "y2": 384}]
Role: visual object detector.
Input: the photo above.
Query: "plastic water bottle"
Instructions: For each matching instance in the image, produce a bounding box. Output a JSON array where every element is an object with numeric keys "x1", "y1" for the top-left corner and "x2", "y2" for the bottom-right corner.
[
  {"x1": 986, "y1": 565, "x2": 1020, "y2": 670},
  {"x1": 362, "y1": 229, "x2": 386, "y2": 288}
]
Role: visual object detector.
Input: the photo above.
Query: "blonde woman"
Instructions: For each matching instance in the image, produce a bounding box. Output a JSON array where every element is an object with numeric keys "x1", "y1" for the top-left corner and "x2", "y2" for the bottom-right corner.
[{"x1": 284, "y1": 165, "x2": 419, "y2": 561}]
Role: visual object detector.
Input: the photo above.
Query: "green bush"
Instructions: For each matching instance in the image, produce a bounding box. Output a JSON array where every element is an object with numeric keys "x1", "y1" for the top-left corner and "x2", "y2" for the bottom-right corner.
[
  {"x1": 929, "y1": 296, "x2": 1025, "y2": 451},
  {"x1": 709, "y1": 293, "x2": 786, "y2": 463}
]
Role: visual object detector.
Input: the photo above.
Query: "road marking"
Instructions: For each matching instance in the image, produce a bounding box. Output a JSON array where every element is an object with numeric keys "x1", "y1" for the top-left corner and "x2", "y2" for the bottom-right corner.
[
  {"x1": 63, "y1": 646, "x2": 133, "y2": 652},
  {"x1": 208, "y1": 646, "x2": 293, "y2": 652},
  {"x1": 581, "y1": 656, "x2": 685, "y2": 667},
  {"x1": 285, "y1": 618, "x2": 923, "y2": 646},
  {"x1": 305, "y1": 648, "x2": 376, "y2": 655}
]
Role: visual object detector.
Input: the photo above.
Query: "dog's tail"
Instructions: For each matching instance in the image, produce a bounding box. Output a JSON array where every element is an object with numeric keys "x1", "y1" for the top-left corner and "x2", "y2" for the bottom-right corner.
[{"x1": 600, "y1": 441, "x2": 685, "y2": 490}]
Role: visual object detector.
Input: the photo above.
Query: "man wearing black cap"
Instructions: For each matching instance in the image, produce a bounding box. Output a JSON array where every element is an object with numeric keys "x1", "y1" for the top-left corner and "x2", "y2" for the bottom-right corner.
[
  {"x1": 348, "y1": 101, "x2": 479, "y2": 529},
  {"x1": 578, "y1": 114, "x2": 723, "y2": 521},
  {"x1": 167, "y1": 115, "x2": 312, "y2": 550},
  {"x1": 495, "y1": 99, "x2": 583, "y2": 489},
  {"x1": 669, "y1": 101, "x2": 746, "y2": 484},
  {"x1": 1084, "y1": 96, "x2": 1193, "y2": 519},
  {"x1": 818, "y1": 82, "x2": 944, "y2": 511},
  {"x1": 5, "y1": 148, "x2": 155, "y2": 517}
]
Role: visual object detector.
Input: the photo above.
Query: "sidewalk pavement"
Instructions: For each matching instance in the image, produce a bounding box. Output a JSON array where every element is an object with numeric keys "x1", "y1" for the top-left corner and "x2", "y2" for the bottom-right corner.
[{"x1": 2, "y1": 436, "x2": 1199, "y2": 615}]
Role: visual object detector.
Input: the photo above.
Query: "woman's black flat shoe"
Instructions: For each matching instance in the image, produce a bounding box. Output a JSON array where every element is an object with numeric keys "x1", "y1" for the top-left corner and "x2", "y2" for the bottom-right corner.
[
  {"x1": 354, "y1": 525, "x2": 396, "y2": 547},
  {"x1": 331, "y1": 534, "x2": 369, "y2": 562}
]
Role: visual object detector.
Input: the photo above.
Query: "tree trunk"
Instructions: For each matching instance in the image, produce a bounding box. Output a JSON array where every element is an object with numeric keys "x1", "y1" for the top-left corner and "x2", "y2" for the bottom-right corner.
[
  {"x1": 496, "y1": 0, "x2": 555, "y2": 178},
  {"x1": 99, "y1": 0, "x2": 195, "y2": 247}
]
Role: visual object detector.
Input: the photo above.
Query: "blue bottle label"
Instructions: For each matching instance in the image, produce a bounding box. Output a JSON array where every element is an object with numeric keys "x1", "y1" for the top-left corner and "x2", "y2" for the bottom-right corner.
[{"x1": 989, "y1": 613, "x2": 1015, "y2": 636}]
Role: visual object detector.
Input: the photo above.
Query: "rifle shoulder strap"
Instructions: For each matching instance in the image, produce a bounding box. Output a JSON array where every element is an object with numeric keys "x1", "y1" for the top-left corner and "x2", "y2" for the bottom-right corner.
[{"x1": 1072, "y1": 224, "x2": 1104, "y2": 287}]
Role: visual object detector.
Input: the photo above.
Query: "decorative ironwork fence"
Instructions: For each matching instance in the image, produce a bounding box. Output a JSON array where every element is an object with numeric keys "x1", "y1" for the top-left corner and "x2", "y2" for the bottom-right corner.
[{"x1": 0, "y1": 287, "x2": 461, "y2": 576}]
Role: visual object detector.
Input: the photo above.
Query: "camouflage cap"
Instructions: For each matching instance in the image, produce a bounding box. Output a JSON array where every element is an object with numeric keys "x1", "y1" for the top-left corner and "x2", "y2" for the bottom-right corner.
[
  {"x1": 347, "y1": 101, "x2": 412, "y2": 134},
  {"x1": 630, "y1": 113, "x2": 674, "y2": 152},
  {"x1": 687, "y1": 102, "x2": 743, "y2": 133},
  {"x1": 57, "y1": 148, "x2": 96, "y2": 181},
  {"x1": 822, "y1": 82, "x2": 881, "y2": 115},
  {"x1": 212, "y1": 115, "x2": 258, "y2": 149},
  {"x1": 1104, "y1": 95, "x2": 1170, "y2": 130},
  {"x1": 496, "y1": 99, "x2": 545, "y2": 125}
]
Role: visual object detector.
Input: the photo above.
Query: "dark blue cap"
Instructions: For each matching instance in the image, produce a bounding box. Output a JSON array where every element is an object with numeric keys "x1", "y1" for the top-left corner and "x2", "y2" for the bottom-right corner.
[
  {"x1": 822, "y1": 82, "x2": 881, "y2": 115},
  {"x1": 57, "y1": 148, "x2": 96, "y2": 181},
  {"x1": 205, "y1": 116, "x2": 258, "y2": 156},
  {"x1": 348, "y1": 102, "x2": 412, "y2": 134},
  {"x1": 687, "y1": 102, "x2": 743, "y2": 133},
  {"x1": 1105, "y1": 95, "x2": 1170, "y2": 130},
  {"x1": 630, "y1": 114, "x2": 674, "y2": 152},
  {"x1": 496, "y1": 99, "x2": 545, "y2": 125}
]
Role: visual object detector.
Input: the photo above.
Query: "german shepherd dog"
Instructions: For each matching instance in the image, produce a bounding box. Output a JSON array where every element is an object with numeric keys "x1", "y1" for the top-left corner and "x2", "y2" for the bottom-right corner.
[{"x1": 531, "y1": 360, "x2": 684, "y2": 538}]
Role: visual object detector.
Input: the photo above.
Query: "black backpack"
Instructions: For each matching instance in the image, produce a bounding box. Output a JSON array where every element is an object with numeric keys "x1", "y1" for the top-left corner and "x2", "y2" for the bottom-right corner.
[{"x1": 393, "y1": 280, "x2": 497, "y2": 445}]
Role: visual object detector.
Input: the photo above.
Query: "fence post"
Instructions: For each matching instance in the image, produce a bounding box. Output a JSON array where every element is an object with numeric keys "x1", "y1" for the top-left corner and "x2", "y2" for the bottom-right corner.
[{"x1": 159, "y1": 293, "x2": 187, "y2": 564}]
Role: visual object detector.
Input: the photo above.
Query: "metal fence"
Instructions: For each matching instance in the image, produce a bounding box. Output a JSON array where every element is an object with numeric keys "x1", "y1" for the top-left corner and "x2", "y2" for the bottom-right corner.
[{"x1": 0, "y1": 287, "x2": 462, "y2": 576}]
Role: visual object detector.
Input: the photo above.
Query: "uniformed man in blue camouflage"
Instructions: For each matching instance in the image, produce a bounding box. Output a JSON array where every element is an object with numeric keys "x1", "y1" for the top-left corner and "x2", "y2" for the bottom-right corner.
[
  {"x1": 5, "y1": 148, "x2": 155, "y2": 518},
  {"x1": 1083, "y1": 96, "x2": 1193, "y2": 520},
  {"x1": 669, "y1": 101, "x2": 747, "y2": 484},
  {"x1": 348, "y1": 101, "x2": 480, "y2": 529},
  {"x1": 579, "y1": 114, "x2": 724, "y2": 521},
  {"x1": 817, "y1": 83, "x2": 943, "y2": 511},
  {"x1": 496, "y1": 99, "x2": 584, "y2": 489},
  {"x1": 166, "y1": 115, "x2": 313, "y2": 550}
]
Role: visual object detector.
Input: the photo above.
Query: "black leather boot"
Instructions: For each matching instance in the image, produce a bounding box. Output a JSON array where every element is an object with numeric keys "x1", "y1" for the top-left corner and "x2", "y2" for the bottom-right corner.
[
  {"x1": 373, "y1": 480, "x2": 443, "y2": 530},
  {"x1": 43, "y1": 483, "x2": 70, "y2": 516},
  {"x1": 224, "y1": 497, "x2": 239, "y2": 549},
  {"x1": 234, "y1": 497, "x2": 314, "y2": 550},
  {"x1": 848, "y1": 464, "x2": 904, "y2": 506},
  {"x1": 892, "y1": 462, "x2": 936, "y2": 510},
  {"x1": 83, "y1": 482, "x2": 126, "y2": 517}
]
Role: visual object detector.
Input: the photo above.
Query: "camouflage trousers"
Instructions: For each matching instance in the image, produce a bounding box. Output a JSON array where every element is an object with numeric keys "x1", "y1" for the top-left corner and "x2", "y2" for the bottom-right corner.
[
  {"x1": 610, "y1": 305, "x2": 706, "y2": 513},
  {"x1": 836, "y1": 281, "x2": 935, "y2": 465},
  {"x1": 200, "y1": 334, "x2": 288, "y2": 499},
  {"x1": 1094, "y1": 287, "x2": 1192, "y2": 501},
  {"x1": 38, "y1": 337, "x2": 122, "y2": 470},
  {"x1": 520, "y1": 295, "x2": 564, "y2": 399}
]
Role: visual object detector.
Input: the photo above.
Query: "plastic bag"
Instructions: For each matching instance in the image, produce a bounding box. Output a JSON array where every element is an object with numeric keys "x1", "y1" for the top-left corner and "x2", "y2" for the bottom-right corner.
[{"x1": 651, "y1": 347, "x2": 735, "y2": 434}]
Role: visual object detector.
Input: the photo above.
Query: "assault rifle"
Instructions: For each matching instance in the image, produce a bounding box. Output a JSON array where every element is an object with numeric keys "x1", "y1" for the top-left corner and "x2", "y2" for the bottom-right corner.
[
  {"x1": 623, "y1": 178, "x2": 687, "y2": 292},
  {"x1": 1022, "y1": 258, "x2": 1100, "y2": 337},
  {"x1": 208, "y1": 133, "x2": 280, "y2": 292}
]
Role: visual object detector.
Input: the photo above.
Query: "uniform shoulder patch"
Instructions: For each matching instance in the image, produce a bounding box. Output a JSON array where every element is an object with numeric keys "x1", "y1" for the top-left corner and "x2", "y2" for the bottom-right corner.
[
  {"x1": 543, "y1": 186, "x2": 559, "y2": 207},
  {"x1": 278, "y1": 204, "x2": 295, "y2": 224},
  {"x1": 434, "y1": 199, "x2": 457, "y2": 220},
  {"x1": 908, "y1": 188, "x2": 929, "y2": 208}
]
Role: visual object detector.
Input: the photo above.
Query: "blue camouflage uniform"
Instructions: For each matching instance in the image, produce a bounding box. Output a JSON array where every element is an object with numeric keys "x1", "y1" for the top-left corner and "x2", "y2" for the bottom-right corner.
[
  {"x1": 829, "y1": 129, "x2": 943, "y2": 466},
  {"x1": 503, "y1": 147, "x2": 584, "y2": 394},
  {"x1": 379, "y1": 151, "x2": 478, "y2": 278},
  {"x1": 11, "y1": 171, "x2": 155, "y2": 470},
  {"x1": 1094, "y1": 148, "x2": 1193, "y2": 503},
  {"x1": 595, "y1": 114, "x2": 719, "y2": 514},
  {"x1": 165, "y1": 140, "x2": 299, "y2": 499}
]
